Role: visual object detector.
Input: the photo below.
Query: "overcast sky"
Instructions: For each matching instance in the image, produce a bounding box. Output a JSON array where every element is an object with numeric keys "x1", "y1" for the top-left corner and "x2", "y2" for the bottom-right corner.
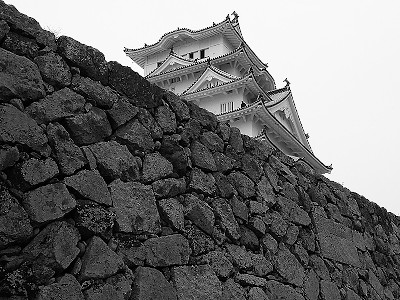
[{"x1": 5, "y1": 0, "x2": 400, "y2": 215}]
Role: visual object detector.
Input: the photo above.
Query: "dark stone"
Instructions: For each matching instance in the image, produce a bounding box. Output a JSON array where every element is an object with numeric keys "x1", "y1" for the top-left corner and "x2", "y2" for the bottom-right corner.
[
  {"x1": 191, "y1": 141, "x2": 217, "y2": 171},
  {"x1": 47, "y1": 122, "x2": 87, "y2": 175},
  {"x1": 309, "y1": 255, "x2": 330, "y2": 280},
  {"x1": 113, "y1": 119, "x2": 154, "y2": 153},
  {"x1": 228, "y1": 171, "x2": 255, "y2": 198},
  {"x1": 158, "y1": 198, "x2": 185, "y2": 231},
  {"x1": 108, "y1": 61, "x2": 163, "y2": 108},
  {"x1": 0, "y1": 20, "x2": 10, "y2": 41},
  {"x1": 143, "y1": 234, "x2": 191, "y2": 267},
  {"x1": 106, "y1": 97, "x2": 138, "y2": 129},
  {"x1": 88, "y1": 141, "x2": 140, "y2": 181},
  {"x1": 213, "y1": 152, "x2": 237, "y2": 173},
  {"x1": 277, "y1": 196, "x2": 311, "y2": 226},
  {"x1": 211, "y1": 198, "x2": 240, "y2": 240},
  {"x1": 183, "y1": 194, "x2": 215, "y2": 236},
  {"x1": 83, "y1": 282, "x2": 125, "y2": 300},
  {"x1": 200, "y1": 131, "x2": 224, "y2": 152},
  {"x1": 156, "y1": 105, "x2": 176, "y2": 133},
  {"x1": 248, "y1": 287, "x2": 269, "y2": 300},
  {"x1": 142, "y1": 152, "x2": 173, "y2": 182},
  {"x1": 9, "y1": 157, "x2": 59, "y2": 191},
  {"x1": 109, "y1": 179, "x2": 160, "y2": 234},
  {"x1": 57, "y1": 36, "x2": 108, "y2": 84},
  {"x1": 172, "y1": 265, "x2": 222, "y2": 300},
  {"x1": 0, "y1": 145, "x2": 19, "y2": 171},
  {"x1": 26, "y1": 87, "x2": 85, "y2": 124},
  {"x1": 239, "y1": 225, "x2": 259, "y2": 250},
  {"x1": 0, "y1": 104, "x2": 49, "y2": 155},
  {"x1": 131, "y1": 267, "x2": 177, "y2": 300},
  {"x1": 0, "y1": 2, "x2": 56, "y2": 49},
  {"x1": 241, "y1": 155, "x2": 263, "y2": 183},
  {"x1": 23, "y1": 221, "x2": 80, "y2": 272},
  {"x1": 235, "y1": 273, "x2": 268, "y2": 287},
  {"x1": 264, "y1": 211, "x2": 288, "y2": 237},
  {"x1": 261, "y1": 233, "x2": 278, "y2": 258},
  {"x1": 80, "y1": 236, "x2": 124, "y2": 280},
  {"x1": 71, "y1": 74, "x2": 118, "y2": 109},
  {"x1": 137, "y1": 108, "x2": 163, "y2": 139},
  {"x1": 0, "y1": 48, "x2": 45, "y2": 102},
  {"x1": 198, "y1": 250, "x2": 233, "y2": 278},
  {"x1": 34, "y1": 52, "x2": 71, "y2": 87},
  {"x1": 36, "y1": 274, "x2": 84, "y2": 300},
  {"x1": 64, "y1": 107, "x2": 112, "y2": 145},
  {"x1": 187, "y1": 101, "x2": 218, "y2": 131},
  {"x1": 3, "y1": 31, "x2": 39, "y2": 59},
  {"x1": 265, "y1": 280, "x2": 305, "y2": 300},
  {"x1": 214, "y1": 173, "x2": 236, "y2": 198},
  {"x1": 152, "y1": 178, "x2": 186, "y2": 199},
  {"x1": 189, "y1": 168, "x2": 216, "y2": 196},
  {"x1": 163, "y1": 92, "x2": 190, "y2": 121},
  {"x1": 264, "y1": 163, "x2": 280, "y2": 192},
  {"x1": 75, "y1": 205, "x2": 115, "y2": 240},
  {"x1": 222, "y1": 278, "x2": 246, "y2": 300},
  {"x1": 186, "y1": 224, "x2": 215, "y2": 256},
  {"x1": 64, "y1": 169, "x2": 111, "y2": 205},
  {"x1": 180, "y1": 119, "x2": 202, "y2": 145},
  {"x1": 320, "y1": 280, "x2": 341, "y2": 300},
  {"x1": 248, "y1": 200, "x2": 269, "y2": 215},
  {"x1": 228, "y1": 127, "x2": 244, "y2": 152},
  {"x1": 256, "y1": 176, "x2": 277, "y2": 206},
  {"x1": 23, "y1": 183, "x2": 76, "y2": 223},
  {"x1": 0, "y1": 189, "x2": 32, "y2": 249},
  {"x1": 225, "y1": 244, "x2": 253, "y2": 269},
  {"x1": 249, "y1": 217, "x2": 266, "y2": 236},
  {"x1": 230, "y1": 196, "x2": 248, "y2": 222},
  {"x1": 304, "y1": 270, "x2": 319, "y2": 300}
]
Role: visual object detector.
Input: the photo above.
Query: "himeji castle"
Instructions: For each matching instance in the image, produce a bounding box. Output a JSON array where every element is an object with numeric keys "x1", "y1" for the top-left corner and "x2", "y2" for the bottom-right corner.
[{"x1": 124, "y1": 12, "x2": 331, "y2": 174}]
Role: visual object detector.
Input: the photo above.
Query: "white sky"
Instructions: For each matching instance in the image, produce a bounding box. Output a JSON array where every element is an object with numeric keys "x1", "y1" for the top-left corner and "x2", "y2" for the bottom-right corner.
[{"x1": 5, "y1": 0, "x2": 400, "y2": 215}]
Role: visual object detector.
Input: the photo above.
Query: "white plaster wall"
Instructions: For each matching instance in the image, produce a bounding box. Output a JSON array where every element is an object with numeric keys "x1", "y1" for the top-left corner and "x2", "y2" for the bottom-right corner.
[{"x1": 197, "y1": 92, "x2": 244, "y2": 115}]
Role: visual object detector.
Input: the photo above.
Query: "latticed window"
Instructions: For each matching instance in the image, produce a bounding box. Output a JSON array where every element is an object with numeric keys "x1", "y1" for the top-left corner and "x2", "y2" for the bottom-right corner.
[{"x1": 221, "y1": 101, "x2": 234, "y2": 113}]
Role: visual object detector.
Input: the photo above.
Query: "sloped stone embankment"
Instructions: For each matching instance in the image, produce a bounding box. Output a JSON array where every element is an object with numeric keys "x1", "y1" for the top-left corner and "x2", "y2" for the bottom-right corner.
[{"x1": 0, "y1": 2, "x2": 399, "y2": 299}]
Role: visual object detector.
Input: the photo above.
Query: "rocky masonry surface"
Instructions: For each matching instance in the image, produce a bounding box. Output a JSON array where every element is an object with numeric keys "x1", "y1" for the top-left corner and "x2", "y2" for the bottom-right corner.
[{"x1": 0, "y1": 2, "x2": 400, "y2": 299}]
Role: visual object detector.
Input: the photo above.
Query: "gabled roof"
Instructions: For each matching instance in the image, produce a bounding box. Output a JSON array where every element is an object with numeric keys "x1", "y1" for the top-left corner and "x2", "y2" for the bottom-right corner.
[
  {"x1": 181, "y1": 65, "x2": 240, "y2": 95},
  {"x1": 147, "y1": 51, "x2": 195, "y2": 77},
  {"x1": 124, "y1": 12, "x2": 275, "y2": 88}
]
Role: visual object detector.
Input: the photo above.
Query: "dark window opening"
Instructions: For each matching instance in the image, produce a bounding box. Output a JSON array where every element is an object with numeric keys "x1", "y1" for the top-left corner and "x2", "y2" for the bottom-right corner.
[{"x1": 200, "y1": 49, "x2": 205, "y2": 59}]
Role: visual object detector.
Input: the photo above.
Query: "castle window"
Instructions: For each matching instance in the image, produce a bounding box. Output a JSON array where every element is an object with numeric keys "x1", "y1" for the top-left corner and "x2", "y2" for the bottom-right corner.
[
  {"x1": 171, "y1": 77, "x2": 181, "y2": 83},
  {"x1": 189, "y1": 52, "x2": 194, "y2": 59},
  {"x1": 157, "y1": 61, "x2": 162, "y2": 67},
  {"x1": 200, "y1": 49, "x2": 205, "y2": 59},
  {"x1": 221, "y1": 101, "x2": 234, "y2": 113}
]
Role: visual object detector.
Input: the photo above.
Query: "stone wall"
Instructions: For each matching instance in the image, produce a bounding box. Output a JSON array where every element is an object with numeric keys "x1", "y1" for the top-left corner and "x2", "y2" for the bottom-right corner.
[{"x1": 1, "y1": 2, "x2": 400, "y2": 299}]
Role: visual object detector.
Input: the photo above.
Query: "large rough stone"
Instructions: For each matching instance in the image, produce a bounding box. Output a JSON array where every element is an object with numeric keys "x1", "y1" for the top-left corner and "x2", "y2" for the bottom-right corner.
[
  {"x1": 23, "y1": 221, "x2": 80, "y2": 272},
  {"x1": 109, "y1": 179, "x2": 160, "y2": 234},
  {"x1": 198, "y1": 250, "x2": 234, "y2": 278},
  {"x1": 152, "y1": 178, "x2": 186, "y2": 199},
  {"x1": 228, "y1": 127, "x2": 244, "y2": 152},
  {"x1": 214, "y1": 173, "x2": 236, "y2": 198},
  {"x1": 265, "y1": 280, "x2": 305, "y2": 300},
  {"x1": 65, "y1": 169, "x2": 111, "y2": 205},
  {"x1": 263, "y1": 211, "x2": 288, "y2": 237},
  {"x1": 211, "y1": 198, "x2": 240, "y2": 240},
  {"x1": 320, "y1": 280, "x2": 341, "y2": 300},
  {"x1": 277, "y1": 196, "x2": 311, "y2": 226},
  {"x1": 9, "y1": 157, "x2": 58, "y2": 191},
  {"x1": 304, "y1": 270, "x2": 319, "y2": 300},
  {"x1": 191, "y1": 141, "x2": 217, "y2": 171},
  {"x1": 26, "y1": 87, "x2": 85, "y2": 124},
  {"x1": 0, "y1": 2, "x2": 56, "y2": 49},
  {"x1": 83, "y1": 282, "x2": 125, "y2": 300},
  {"x1": 186, "y1": 224, "x2": 215, "y2": 256},
  {"x1": 75, "y1": 205, "x2": 115, "y2": 240},
  {"x1": 0, "y1": 104, "x2": 49, "y2": 155},
  {"x1": 47, "y1": 122, "x2": 87, "y2": 175},
  {"x1": 106, "y1": 97, "x2": 138, "y2": 129},
  {"x1": 2, "y1": 31, "x2": 39, "y2": 59},
  {"x1": 142, "y1": 152, "x2": 173, "y2": 182},
  {"x1": 23, "y1": 183, "x2": 76, "y2": 223},
  {"x1": 131, "y1": 267, "x2": 177, "y2": 300},
  {"x1": 158, "y1": 198, "x2": 185, "y2": 231},
  {"x1": 248, "y1": 287, "x2": 269, "y2": 300},
  {"x1": 80, "y1": 236, "x2": 124, "y2": 280},
  {"x1": 0, "y1": 145, "x2": 19, "y2": 171},
  {"x1": 256, "y1": 176, "x2": 277, "y2": 206},
  {"x1": 36, "y1": 274, "x2": 84, "y2": 300},
  {"x1": 273, "y1": 243, "x2": 305, "y2": 287},
  {"x1": 0, "y1": 189, "x2": 32, "y2": 249},
  {"x1": 34, "y1": 52, "x2": 71, "y2": 87},
  {"x1": 200, "y1": 131, "x2": 224, "y2": 153},
  {"x1": 213, "y1": 152, "x2": 237, "y2": 173},
  {"x1": 228, "y1": 172, "x2": 255, "y2": 198},
  {"x1": 71, "y1": 74, "x2": 118, "y2": 109},
  {"x1": 189, "y1": 168, "x2": 216, "y2": 196},
  {"x1": 0, "y1": 48, "x2": 45, "y2": 102},
  {"x1": 241, "y1": 155, "x2": 263, "y2": 183},
  {"x1": 163, "y1": 92, "x2": 190, "y2": 121},
  {"x1": 143, "y1": 234, "x2": 191, "y2": 267},
  {"x1": 183, "y1": 194, "x2": 215, "y2": 236},
  {"x1": 137, "y1": 108, "x2": 163, "y2": 139},
  {"x1": 113, "y1": 119, "x2": 154, "y2": 153},
  {"x1": 108, "y1": 61, "x2": 163, "y2": 108},
  {"x1": 64, "y1": 107, "x2": 112, "y2": 145},
  {"x1": 225, "y1": 244, "x2": 253, "y2": 269},
  {"x1": 57, "y1": 36, "x2": 108, "y2": 84},
  {"x1": 0, "y1": 20, "x2": 10, "y2": 40},
  {"x1": 155, "y1": 105, "x2": 176, "y2": 133},
  {"x1": 172, "y1": 265, "x2": 222, "y2": 300},
  {"x1": 235, "y1": 274, "x2": 268, "y2": 287},
  {"x1": 222, "y1": 279, "x2": 246, "y2": 300},
  {"x1": 187, "y1": 101, "x2": 218, "y2": 131},
  {"x1": 88, "y1": 141, "x2": 139, "y2": 181}
]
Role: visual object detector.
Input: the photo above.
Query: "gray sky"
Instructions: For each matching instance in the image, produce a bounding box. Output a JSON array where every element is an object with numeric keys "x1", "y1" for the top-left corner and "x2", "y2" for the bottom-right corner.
[{"x1": 5, "y1": 0, "x2": 400, "y2": 215}]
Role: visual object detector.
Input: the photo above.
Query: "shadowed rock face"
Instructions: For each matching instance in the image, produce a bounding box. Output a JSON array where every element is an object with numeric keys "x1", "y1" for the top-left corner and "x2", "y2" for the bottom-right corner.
[{"x1": 1, "y1": 3, "x2": 400, "y2": 300}]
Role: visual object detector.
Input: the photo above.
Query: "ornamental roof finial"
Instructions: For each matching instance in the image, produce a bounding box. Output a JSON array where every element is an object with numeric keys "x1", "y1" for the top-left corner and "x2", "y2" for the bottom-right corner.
[
  {"x1": 248, "y1": 66, "x2": 254, "y2": 74},
  {"x1": 231, "y1": 11, "x2": 239, "y2": 21},
  {"x1": 284, "y1": 78, "x2": 291, "y2": 88}
]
